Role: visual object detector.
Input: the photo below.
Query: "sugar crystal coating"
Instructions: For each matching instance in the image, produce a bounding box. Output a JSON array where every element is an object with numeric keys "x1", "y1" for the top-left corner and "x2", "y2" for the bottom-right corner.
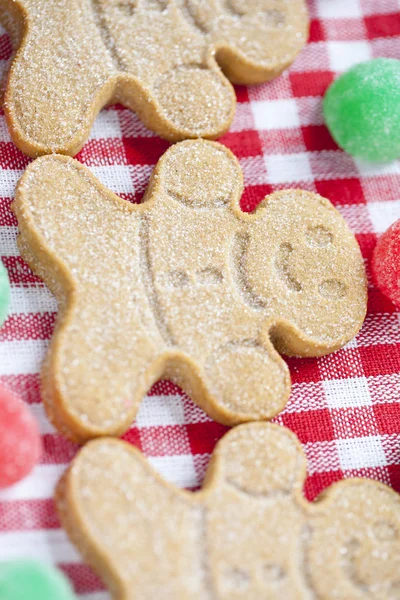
[
  {"x1": 0, "y1": 385, "x2": 42, "y2": 488},
  {"x1": 13, "y1": 140, "x2": 367, "y2": 443},
  {"x1": 372, "y1": 218, "x2": 400, "y2": 307},
  {"x1": 0, "y1": 560, "x2": 76, "y2": 600},
  {"x1": 56, "y1": 423, "x2": 400, "y2": 599},
  {"x1": 323, "y1": 58, "x2": 400, "y2": 163},
  {"x1": 0, "y1": 0, "x2": 309, "y2": 156},
  {"x1": 0, "y1": 259, "x2": 10, "y2": 328}
]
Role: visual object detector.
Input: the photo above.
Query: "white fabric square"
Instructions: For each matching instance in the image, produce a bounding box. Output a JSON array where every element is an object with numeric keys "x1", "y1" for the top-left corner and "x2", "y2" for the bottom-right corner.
[
  {"x1": 89, "y1": 165, "x2": 134, "y2": 194},
  {"x1": 252, "y1": 99, "x2": 300, "y2": 130},
  {"x1": 0, "y1": 169, "x2": 24, "y2": 197},
  {"x1": 265, "y1": 153, "x2": 312, "y2": 183},
  {"x1": 136, "y1": 394, "x2": 186, "y2": 427},
  {"x1": 327, "y1": 41, "x2": 372, "y2": 71},
  {"x1": 0, "y1": 529, "x2": 79, "y2": 563},
  {"x1": 0, "y1": 340, "x2": 48, "y2": 375},
  {"x1": 149, "y1": 454, "x2": 198, "y2": 489},
  {"x1": 317, "y1": 0, "x2": 362, "y2": 18},
  {"x1": 356, "y1": 158, "x2": 400, "y2": 178},
  {"x1": 90, "y1": 110, "x2": 122, "y2": 139},
  {"x1": 9, "y1": 286, "x2": 57, "y2": 315},
  {"x1": 0, "y1": 110, "x2": 12, "y2": 142},
  {"x1": 324, "y1": 377, "x2": 372, "y2": 409},
  {"x1": 0, "y1": 226, "x2": 19, "y2": 256},
  {"x1": 30, "y1": 404, "x2": 56, "y2": 435},
  {"x1": 0, "y1": 464, "x2": 65, "y2": 502},
  {"x1": 367, "y1": 199, "x2": 400, "y2": 233},
  {"x1": 337, "y1": 436, "x2": 387, "y2": 470}
]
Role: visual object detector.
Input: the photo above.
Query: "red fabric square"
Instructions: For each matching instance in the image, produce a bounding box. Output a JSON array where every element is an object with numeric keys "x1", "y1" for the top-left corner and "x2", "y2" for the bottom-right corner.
[
  {"x1": 123, "y1": 136, "x2": 170, "y2": 165},
  {"x1": 388, "y1": 465, "x2": 400, "y2": 493},
  {"x1": 187, "y1": 422, "x2": 229, "y2": 455},
  {"x1": 365, "y1": 13, "x2": 400, "y2": 39},
  {"x1": 309, "y1": 19, "x2": 325, "y2": 42},
  {"x1": 234, "y1": 85, "x2": 250, "y2": 103},
  {"x1": 240, "y1": 184, "x2": 274, "y2": 213},
  {"x1": 286, "y1": 357, "x2": 321, "y2": 384},
  {"x1": 315, "y1": 178, "x2": 366, "y2": 206},
  {"x1": 121, "y1": 426, "x2": 143, "y2": 451},
  {"x1": 360, "y1": 345, "x2": 400, "y2": 378},
  {"x1": 220, "y1": 130, "x2": 262, "y2": 158},
  {"x1": 290, "y1": 70, "x2": 334, "y2": 97},
  {"x1": 281, "y1": 409, "x2": 335, "y2": 443},
  {"x1": 367, "y1": 288, "x2": 397, "y2": 314},
  {"x1": 374, "y1": 403, "x2": 400, "y2": 436},
  {"x1": 302, "y1": 125, "x2": 339, "y2": 151},
  {"x1": 304, "y1": 470, "x2": 344, "y2": 501}
]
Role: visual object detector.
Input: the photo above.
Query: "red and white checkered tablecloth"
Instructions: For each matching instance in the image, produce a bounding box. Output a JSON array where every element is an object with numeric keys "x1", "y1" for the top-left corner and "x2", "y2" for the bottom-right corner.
[{"x1": 0, "y1": 1, "x2": 400, "y2": 598}]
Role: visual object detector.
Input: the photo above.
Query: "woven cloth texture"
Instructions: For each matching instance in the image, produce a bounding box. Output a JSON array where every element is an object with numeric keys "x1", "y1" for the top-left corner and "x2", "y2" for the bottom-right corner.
[{"x1": 0, "y1": 1, "x2": 400, "y2": 597}]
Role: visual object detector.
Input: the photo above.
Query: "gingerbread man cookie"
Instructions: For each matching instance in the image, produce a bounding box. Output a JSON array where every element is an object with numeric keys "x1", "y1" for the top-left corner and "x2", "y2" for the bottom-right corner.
[
  {"x1": 14, "y1": 140, "x2": 366, "y2": 442},
  {"x1": 57, "y1": 423, "x2": 400, "y2": 599},
  {"x1": 0, "y1": 0, "x2": 309, "y2": 157}
]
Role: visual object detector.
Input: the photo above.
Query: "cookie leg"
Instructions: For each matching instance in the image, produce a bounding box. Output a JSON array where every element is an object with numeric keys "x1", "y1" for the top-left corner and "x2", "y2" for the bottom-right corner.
[
  {"x1": 41, "y1": 317, "x2": 167, "y2": 444},
  {"x1": 201, "y1": 339, "x2": 291, "y2": 424},
  {"x1": 3, "y1": 0, "x2": 115, "y2": 156}
]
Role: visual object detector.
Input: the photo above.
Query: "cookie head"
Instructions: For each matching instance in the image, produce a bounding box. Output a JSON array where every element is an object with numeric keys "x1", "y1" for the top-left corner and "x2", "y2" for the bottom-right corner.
[
  {"x1": 245, "y1": 190, "x2": 367, "y2": 355},
  {"x1": 153, "y1": 139, "x2": 243, "y2": 209},
  {"x1": 212, "y1": 423, "x2": 306, "y2": 496}
]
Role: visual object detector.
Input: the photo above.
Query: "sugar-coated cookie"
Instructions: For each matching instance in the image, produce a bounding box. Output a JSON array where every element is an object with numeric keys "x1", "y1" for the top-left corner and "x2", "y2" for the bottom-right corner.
[
  {"x1": 57, "y1": 423, "x2": 400, "y2": 599},
  {"x1": 0, "y1": 0, "x2": 309, "y2": 156},
  {"x1": 13, "y1": 140, "x2": 367, "y2": 442}
]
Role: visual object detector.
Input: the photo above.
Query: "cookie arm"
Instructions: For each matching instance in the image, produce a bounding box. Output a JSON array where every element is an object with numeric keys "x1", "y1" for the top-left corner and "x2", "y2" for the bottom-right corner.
[
  {"x1": 2, "y1": 0, "x2": 115, "y2": 157},
  {"x1": 182, "y1": 0, "x2": 309, "y2": 84},
  {"x1": 14, "y1": 156, "x2": 166, "y2": 442},
  {"x1": 57, "y1": 438, "x2": 205, "y2": 599},
  {"x1": 307, "y1": 480, "x2": 400, "y2": 599}
]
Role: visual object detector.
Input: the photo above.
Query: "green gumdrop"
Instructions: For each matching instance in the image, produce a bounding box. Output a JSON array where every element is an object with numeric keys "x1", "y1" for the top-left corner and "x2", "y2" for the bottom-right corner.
[
  {"x1": 0, "y1": 261, "x2": 10, "y2": 328},
  {"x1": 0, "y1": 560, "x2": 76, "y2": 600},
  {"x1": 323, "y1": 58, "x2": 400, "y2": 163}
]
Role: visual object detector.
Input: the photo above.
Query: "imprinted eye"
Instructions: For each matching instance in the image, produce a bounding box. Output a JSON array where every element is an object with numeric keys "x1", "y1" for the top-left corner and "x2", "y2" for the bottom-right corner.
[
  {"x1": 222, "y1": 567, "x2": 250, "y2": 590},
  {"x1": 305, "y1": 225, "x2": 333, "y2": 248},
  {"x1": 262, "y1": 563, "x2": 286, "y2": 583},
  {"x1": 373, "y1": 521, "x2": 397, "y2": 541},
  {"x1": 115, "y1": 1, "x2": 136, "y2": 16},
  {"x1": 319, "y1": 279, "x2": 347, "y2": 300}
]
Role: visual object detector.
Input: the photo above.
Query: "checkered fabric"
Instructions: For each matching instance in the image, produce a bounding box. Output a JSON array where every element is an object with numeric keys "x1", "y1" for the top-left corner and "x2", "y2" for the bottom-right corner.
[{"x1": 0, "y1": 1, "x2": 400, "y2": 597}]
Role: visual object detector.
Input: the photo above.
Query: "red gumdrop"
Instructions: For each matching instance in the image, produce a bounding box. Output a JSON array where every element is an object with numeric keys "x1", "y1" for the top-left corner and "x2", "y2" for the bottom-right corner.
[
  {"x1": 372, "y1": 219, "x2": 400, "y2": 308},
  {"x1": 0, "y1": 385, "x2": 42, "y2": 488}
]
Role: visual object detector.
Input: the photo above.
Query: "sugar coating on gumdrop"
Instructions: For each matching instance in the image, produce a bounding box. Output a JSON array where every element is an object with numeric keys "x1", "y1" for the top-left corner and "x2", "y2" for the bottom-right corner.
[
  {"x1": 0, "y1": 260, "x2": 10, "y2": 328},
  {"x1": 372, "y1": 218, "x2": 400, "y2": 308},
  {"x1": 0, "y1": 385, "x2": 42, "y2": 488},
  {"x1": 0, "y1": 560, "x2": 76, "y2": 600},
  {"x1": 323, "y1": 58, "x2": 400, "y2": 163}
]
